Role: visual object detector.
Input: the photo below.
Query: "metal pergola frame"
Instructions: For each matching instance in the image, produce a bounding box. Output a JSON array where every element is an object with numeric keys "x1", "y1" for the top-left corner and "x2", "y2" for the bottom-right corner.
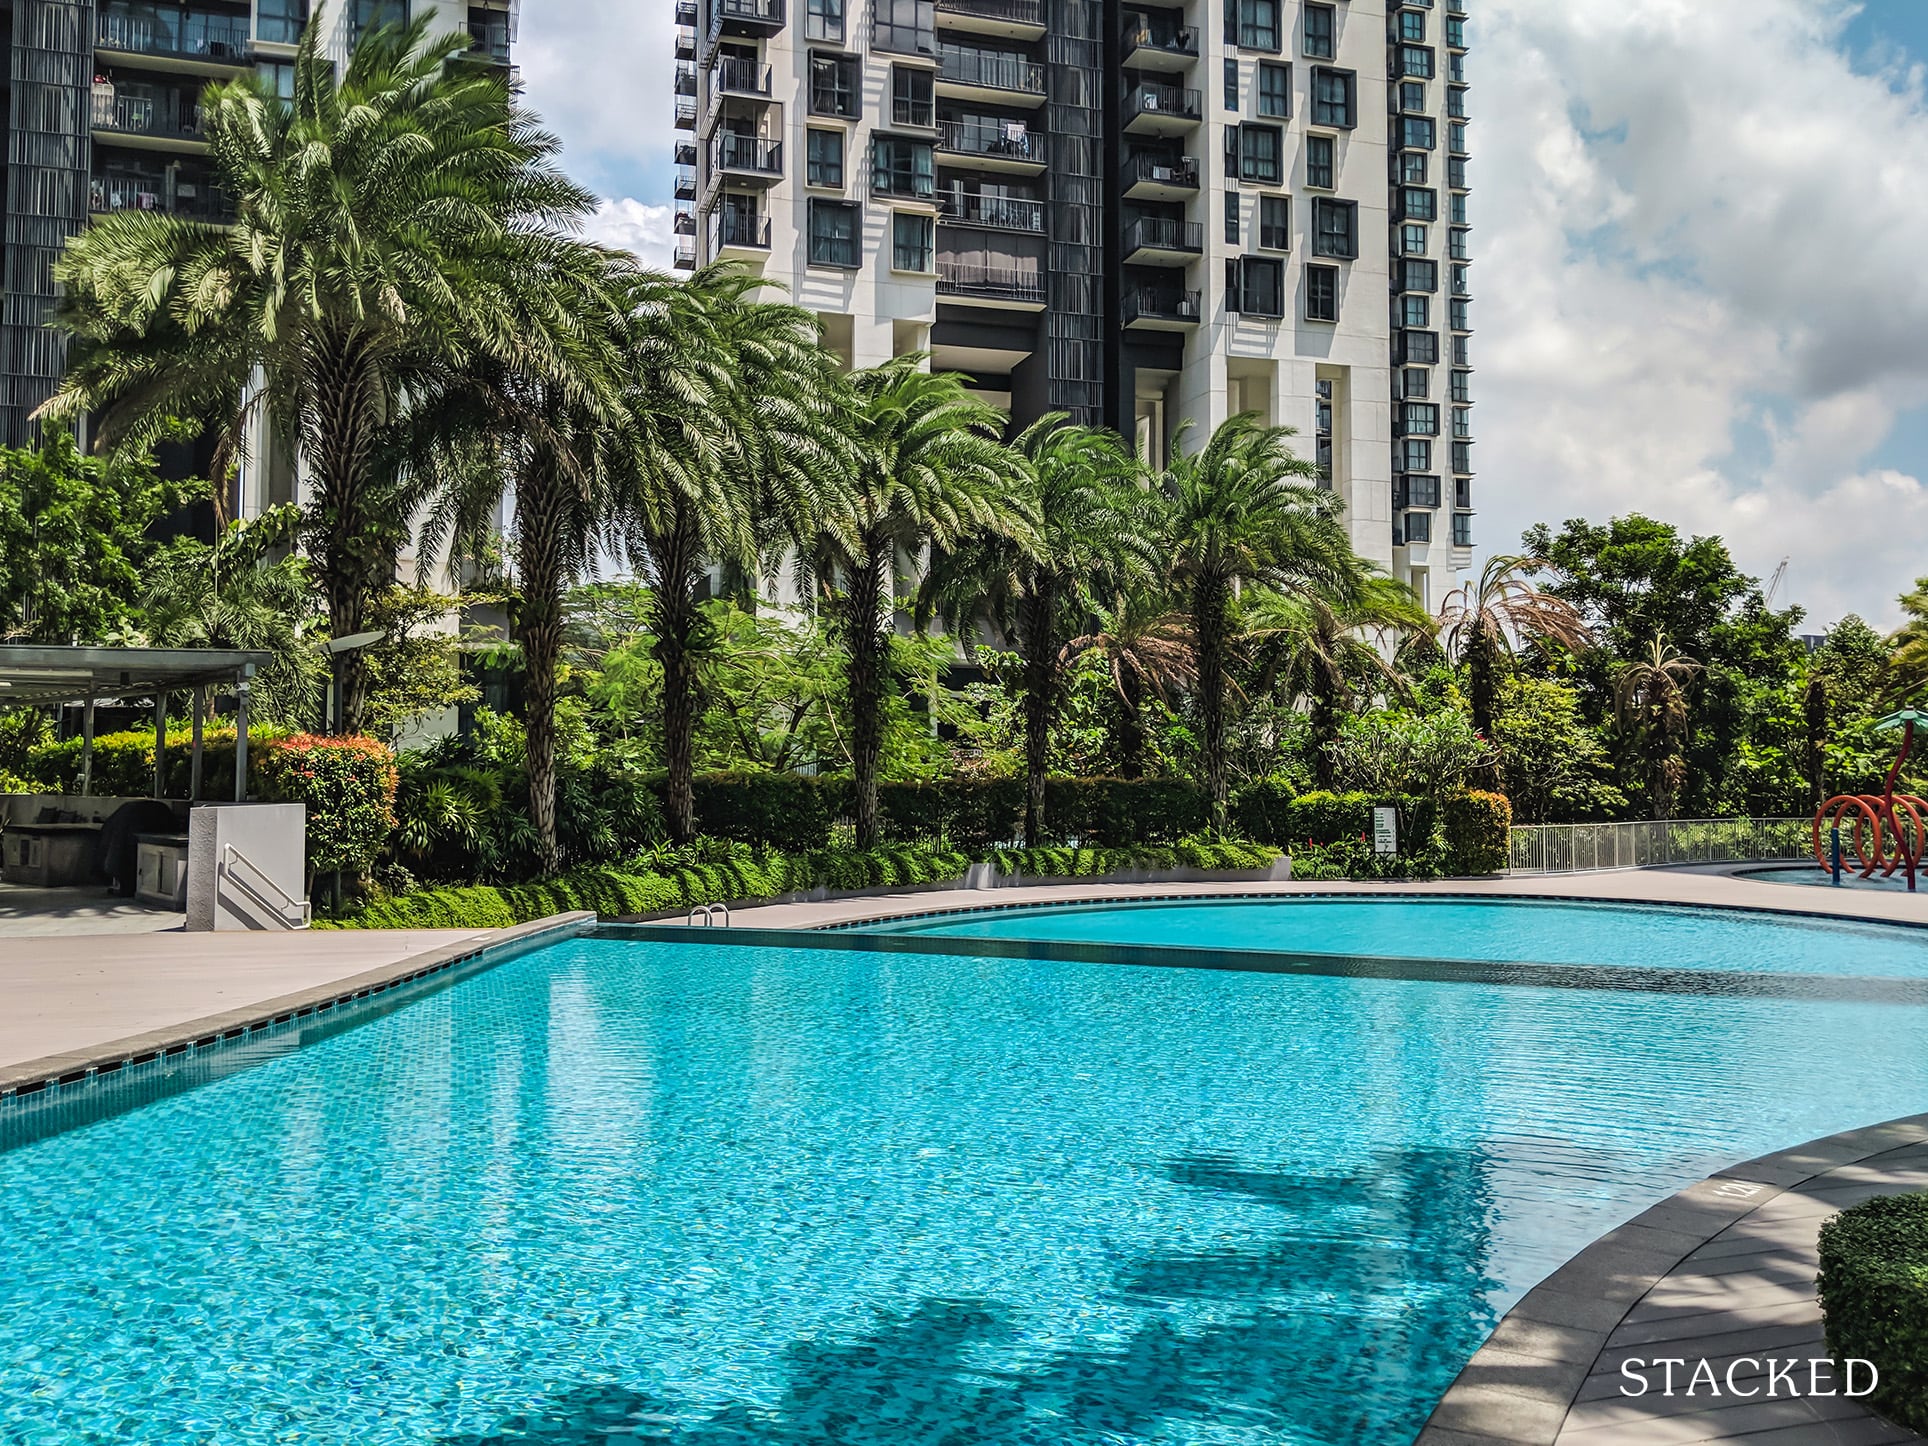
[{"x1": 0, "y1": 646, "x2": 276, "y2": 802}]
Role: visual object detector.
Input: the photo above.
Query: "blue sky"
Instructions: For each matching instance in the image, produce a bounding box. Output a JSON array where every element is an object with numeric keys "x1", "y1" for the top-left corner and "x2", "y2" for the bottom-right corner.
[{"x1": 520, "y1": 1, "x2": 1928, "y2": 628}]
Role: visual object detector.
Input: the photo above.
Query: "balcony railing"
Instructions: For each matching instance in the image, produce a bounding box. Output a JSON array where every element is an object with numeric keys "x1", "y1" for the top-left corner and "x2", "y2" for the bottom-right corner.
[
  {"x1": 675, "y1": 0, "x2": 699, "y2": 22},
  {"x1": 936, "y1": 117, "x2": 1039, "y2": 161},
  {"x1": 675, "y1": 61, "x2": 697, "y2": 95},
  {"x1": 675, "y1": 99, "x2": 697, "y2": 128},
  {"x1": 710, "y1": 212, "x2": 772, "y2": 250},
  {"x1": 673, "y1": 237, "x2": 697, "y2": 269},
  {"x1": 936, "y1": 260, "x2": 1046, "y2": 303},
  {"x1": 466, "y1": 21, "x2": 511, "y2": 65},
  {"x1": 674, "y1": 140, "x2": 698, "y2": 166},
  {"x1": 710, "y1": 57, "x2": 773, "y2": 95},
  {"x1": 92, "y1": 90, "x2": 205, "y2": 142},
  {"x1": 674, "y1": 208, "x2": 696, "y2": 235},
  {"x1": 935, "y1": 0, "x2": 1045, "y2": 25},
  {"x1": 937, "y1": 192, "x2": 1043, "y2": 232},
  {"x1": 1122, "y1": 286, "x2": 1202, "y2": 324},
  {"x1": 712, "y1": 134, "x2": 782, "y2": 173},
  {"x1": 90, "y1": 174, "x2": 230, "y2": 222},
  {"x1": 675, "y1": 28, "x2": 696, "y2": 58},
  {"x1": 1123, "y1": 152, "x2": 1198, "y2": 190},
  {"x1": 938, "y1": 45, "x2": 1044, "y2": 94},
  {"x1": 713, "y1": 0, "x2": 785, "y2": 29},
  {"x1": 1121, "y1": 16, "x2": 1199, "y2": 57},
  {"x1": 96, "y1": 5, "x2": 252, "y2": 63},
  {"x1": 1124, "y1": 215, "x2": 1203, "y2": 254},
  {"x1": 674, "y1": 166, "x2": 696, "y2": 200},
  {"x1": 1124, "y1": 82, "x2": 1202, "y2": 122}
]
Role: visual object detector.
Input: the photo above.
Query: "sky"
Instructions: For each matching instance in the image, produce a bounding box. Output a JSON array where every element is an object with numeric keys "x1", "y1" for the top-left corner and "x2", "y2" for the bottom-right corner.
[{"x1": 516, "y1": 0, "x2": 1928, "y2": 630}]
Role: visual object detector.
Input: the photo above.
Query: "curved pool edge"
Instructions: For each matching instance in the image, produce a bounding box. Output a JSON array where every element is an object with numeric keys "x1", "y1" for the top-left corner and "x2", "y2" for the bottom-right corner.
[
  {"x1": 0, "y1": 910, "x2": 596, "y2": 1104},
  {"x1": 1416, "y1": 1113, "x2": 1928, "y2": 1446}
]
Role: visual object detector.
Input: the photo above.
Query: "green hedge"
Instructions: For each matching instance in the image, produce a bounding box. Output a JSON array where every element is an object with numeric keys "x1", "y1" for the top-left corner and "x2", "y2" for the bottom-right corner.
[
  {"x1": 24, "y1": 725, "x2": 277, "y2": 799},
  {"x1": 319, "y1": 844, "x2": 972, "y2": 930},
  {"x1": 990, "y1": 840, "x2": 1279, "y2": 879},
  {"x1": 258, "y1": 734, "x2": 398, "y2": 877},
  {"x1": 1819, "y1": 1192, "x2": 1928, "y2": 1433},
  {"x1": 692, "y1": 771, "x2": 843, "y2": 852},
  {"x1": 1441, "y1": 789, "x2": 1511, "y2": 877}
]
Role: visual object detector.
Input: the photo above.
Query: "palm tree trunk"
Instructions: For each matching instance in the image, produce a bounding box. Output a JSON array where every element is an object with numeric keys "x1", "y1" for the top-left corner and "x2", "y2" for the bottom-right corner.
[
  {"x1": 1020, "y1": 582, "x2": 1057, "y2": 848},
  {"x1": 1310, "y1": 663, "x2": 1342, "y2": 791},
  {"x1": 1192, "y1": 574, "x2": 1231, "y2": 832},
  {"x1": 846, "y1": 537, "x2": 888, "y2": 850},
  {"x1": 516, "y1": 455, "x2": 566, "y2": 875},
  {"x1": 1116, "y1": 670, "x2": 1145, "y2": 781},
  {"x1": 1468, "y1": 623, "x2": 1505, "y2": 794},
  {"x1": 652, "y1": 510, "x2": 702, "y2": 846},
  {"x1": 308, "y1": 327, "x2": 392, "y2": 736},
  {"x1": 1804, "y1": 674, "x2": 1828, "y2": 809}
]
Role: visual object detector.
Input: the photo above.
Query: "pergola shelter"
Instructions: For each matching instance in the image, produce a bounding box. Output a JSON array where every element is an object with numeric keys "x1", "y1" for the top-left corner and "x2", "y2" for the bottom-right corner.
[{"x1": 0, "y1": 646, "x2": 274, "y2": 802}]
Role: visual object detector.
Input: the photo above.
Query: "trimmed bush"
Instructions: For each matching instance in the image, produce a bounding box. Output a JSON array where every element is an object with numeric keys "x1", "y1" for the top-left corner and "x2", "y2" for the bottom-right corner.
[
  {"x1": 1819, "y1": 1191, "x2": 1928, "y2": 1433},
  {"x1": 880, "y1": 777, "x2": 1024, "y2": 851},
  {"x1": 991, "y1": 839, "x2": 1279, "y2": 879},
  {"x1": 1440, "y1": 789, "x2": 1511, "y2": 877},
  {"x1": 1042, "y1": 777, "x2": 1209, "y2": 845},
  {"x1": 1231, "y1": 777, "x2": 1298, "y2": 846},
  {"x1": 24, "y1": 725, "x2": 275, "y2": 799},
  {"x1": 692, "y1": 771, "x2": 843, "y2": 851},
  {"x1": 258, "y1": 734, "x2": 399, "y2": 877}
]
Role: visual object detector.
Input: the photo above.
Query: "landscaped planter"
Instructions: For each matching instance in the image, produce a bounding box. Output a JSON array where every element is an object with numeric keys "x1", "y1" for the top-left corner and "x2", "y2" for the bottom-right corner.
[{"x1": 966, "y1": 858, "x2": 1292, "y2": 889}]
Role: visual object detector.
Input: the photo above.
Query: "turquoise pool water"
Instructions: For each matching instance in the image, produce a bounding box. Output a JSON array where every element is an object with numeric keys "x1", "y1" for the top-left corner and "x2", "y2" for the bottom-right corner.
[
  {"x1": 5, "y1": 907, "x2": 1928, "y2": 1445},
  {"x1": 866, "y1": 896, "x2": 1928, "y2": 976}
]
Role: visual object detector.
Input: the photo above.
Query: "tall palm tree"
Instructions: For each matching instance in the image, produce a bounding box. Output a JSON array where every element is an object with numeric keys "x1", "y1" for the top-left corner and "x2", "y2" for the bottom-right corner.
[
  {"x1": 1614, "y1": 633, "x2": 1701, "y2": 820},
  {"x1": 45, "y1": 16, "x2": 597, "y2": 733},
  {"x1": 813, "y1": 359, "x2": 1028, "y2": 848},
  {"x1": 1159, "y1": 413, "x2": 1356, "y2": 829},
  {"x1": 922, "y1": 417, "x2": 1150, "y2": 845},
  {"x1": 1890, "y1": 577, "x2": 1928, "y2": 706},
  {"x1": 1066, "y1": 585, "x2": 1196, "y2": 781},
  {"x1": 1244, "y1": 569, "x2": 1436, "y2": 788},
  {"x1": 610, "y1": 266, "x2": 849, "y2": 845},
  {"x1": 1437, "y1": 553, "x2": 1590, "y2": 740}
]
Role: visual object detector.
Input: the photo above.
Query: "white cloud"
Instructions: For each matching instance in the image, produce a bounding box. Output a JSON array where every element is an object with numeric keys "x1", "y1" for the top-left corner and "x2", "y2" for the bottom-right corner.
[
  {"x1": 1471, "y1": 0, "x2": 1928, "y2": 627},
  {"x1": 582, "y1": 198, "x2": 677, "y2": 270},
  {"x1": 515, "y1": 5, "x2": 676, "y2": 203}
]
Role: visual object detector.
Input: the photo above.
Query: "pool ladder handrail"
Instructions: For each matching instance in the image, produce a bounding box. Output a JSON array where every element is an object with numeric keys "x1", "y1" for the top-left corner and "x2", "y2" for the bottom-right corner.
[{"x1": 687, "y1": 902, "x2": 730, "y2": 927}]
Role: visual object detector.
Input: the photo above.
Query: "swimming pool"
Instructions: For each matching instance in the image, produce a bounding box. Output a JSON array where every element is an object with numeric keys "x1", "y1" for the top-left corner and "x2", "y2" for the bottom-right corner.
[{"x1": 5, "y1": 900, "x2": 1928, "y2": 1446}]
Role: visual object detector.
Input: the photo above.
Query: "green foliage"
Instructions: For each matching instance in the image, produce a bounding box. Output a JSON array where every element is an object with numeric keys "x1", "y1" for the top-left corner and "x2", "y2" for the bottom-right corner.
[
  {"x1": 692, "y1": 771, "x2": 843, "y2": 852},
  {"x1": 359, "y1": 587, "x2": 481, "y2": 740},
  {"x1": 990, "y1": 840, "x2": 1278, "y2": 878},
  {"x1": 0, "y1": 427, "x2": 194, "y2": 644},
  {"x1": 1818, "y1": 1192, "x2": 1928, "y2": 1434},
  {"x1": 257, "y1": 735, "x2": 399, "y2": 877},
  {"x1": 1327, "y1": 709, "x2": 1495, "y2": 800},
  {"x1": 878, "y1": 777, "x2": 1025, "y2": 851},
  {"x1": 1440, "y1": 790, "x2": 1512, "y2": 877},
  {"x1": 1490, "y1": 677, "x2": 1625, "y2": 824},
  {"x1": 22, "y1": 725, "x2": 283, "y2": 799},
  {"x1": 319, "y1": 842, "x2": 973, "y2": 930},
  {"x1": 1042, "y1": 777, "x2": 1209, "y2": 844},
  {"x1": 1230, "y1": 777, "x2": 1299, "y2": 844}
]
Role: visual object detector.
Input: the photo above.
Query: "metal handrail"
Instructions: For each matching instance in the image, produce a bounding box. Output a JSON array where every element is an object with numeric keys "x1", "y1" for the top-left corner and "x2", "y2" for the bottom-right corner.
[
  {"x1": 686, "y1": 902, "x2": 731, "y2": 927},
  {"x1": 1508, "y1": 818, "x2": 1812, "y2": 874},
  {"x1": 220, "y1": 844, "x2": 311, "y2": 928}
]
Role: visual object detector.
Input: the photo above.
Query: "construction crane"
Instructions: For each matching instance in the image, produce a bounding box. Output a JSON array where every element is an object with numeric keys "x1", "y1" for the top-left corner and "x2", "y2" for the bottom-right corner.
[{"x1": 1766, "y1": 557, "x2": 1790, "y2": 608}]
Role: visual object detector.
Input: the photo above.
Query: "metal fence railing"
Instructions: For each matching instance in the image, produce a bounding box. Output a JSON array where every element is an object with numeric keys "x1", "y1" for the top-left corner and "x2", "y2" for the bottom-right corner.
[{"x1": 1508, "y1": 818, "x2": 1811, "y2": 874}]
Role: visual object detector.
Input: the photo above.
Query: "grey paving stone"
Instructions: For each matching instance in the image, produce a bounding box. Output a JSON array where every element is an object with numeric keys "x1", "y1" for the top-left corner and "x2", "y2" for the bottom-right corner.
[
  {"x1": 1429, "y1": 1381, "x2": 1575, "y2": 1443},
  {"x1": 1605, "y1": 1299, "x2": 1817, "y2": 1349},
  {"x1": 1483, "y1": 1314, "x2": 1612, "y2": 1365}
]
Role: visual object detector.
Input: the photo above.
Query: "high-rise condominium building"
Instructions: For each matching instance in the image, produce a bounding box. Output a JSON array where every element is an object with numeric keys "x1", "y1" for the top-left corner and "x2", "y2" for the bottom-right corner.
[
  {"x1": 673, "y1": 0, "x2": 1473, "y2": 604},
  {"x1": 0, "y1": 0, "x2": 517, "y2": 452}
]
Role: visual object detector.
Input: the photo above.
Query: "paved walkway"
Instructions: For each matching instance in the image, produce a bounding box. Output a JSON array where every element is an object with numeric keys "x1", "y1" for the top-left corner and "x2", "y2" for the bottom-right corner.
[{"x1": 0, "y1": 882, "x2": 182, "y2": 936}]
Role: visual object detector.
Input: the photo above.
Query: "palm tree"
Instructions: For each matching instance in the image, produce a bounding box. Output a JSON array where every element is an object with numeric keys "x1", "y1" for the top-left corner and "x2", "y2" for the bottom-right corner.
[
  {"x1": 1890, "y1": 578, "x2": 1928, "y2": 706},
  {"x1": 813, "y1": 359, "x2": 1028, "y2": 849},
  {"x1": 1614, "y1": 633, "x2": 1701, "y2": 819},
  {"x1": 1066, "y1": 585, "x2": 1196, "y2": 781},
  {"x1": 922, "y1": 417, "x2": 1151, "y2": 845},
  {"x1": 45, "y1": 16, "x2": 597, "y2": 733},
  {"x1": 610, "y1": 266, "x2": 849, "y2": 845},
  {"x1": 1244, "y1": 568, "x2": 1436, "y2": 788},
  {"x1": 1438, "y1": 554, "x2": 1590, "y2": 740},
  {"x1": 1158, "y1": 413, "x2": 1356, "y2": 830}
]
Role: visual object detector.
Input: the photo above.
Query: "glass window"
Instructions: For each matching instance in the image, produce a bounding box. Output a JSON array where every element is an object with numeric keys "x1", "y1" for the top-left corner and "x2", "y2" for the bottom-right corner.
[
  {"x1": 1397, "y1": 10, "x2": 1425, "y2": 42},
  {"x1": 1406, "y1": 476, "x2": 1441, "y2": 508},
  {"x1": 1224, "y1": 58, "x2": 1238, "y2": 110},
  {"x1": 257, "y1": 0, "x2": 308, "y2": 44},
  {"x1": 1401, "y1": 222, "x2": 1428, "y2": 255},
  {"x1": 1402, "y1": 438, "x2": 1432, "y2": 472},
  {"x1": 805, "y1": 0, "x2": 845, "y2": 42},
  {"x1": 1237, "y1": 0, "x2": 1279, "y2": 52},
  {"x1": 1450, "y1": 298, "x2": 1470, "y2": 331},
  {"x1": 1310, "y1": 67, "x2": 1354, "y2": 128},
  {"x1": 1397, "y1": 44, "x2": 1435, "y2": 79},
  {"x1": 1451, "y1": 192, "x2": 1468, "y2": 224},
  {"x1": 1399, "y1": 152, "x2": 1428, "y2": 185},
  {"x1": 1402, "y1": 368, "x2": 1429, "y2": 398},
  {"x1": 809, "y1": 52, "x2": 859, "y2": 117},
  {"x1": 1400, "y1": 116, "x2": 1435, "y2": 150},
  {"x1": 1402, "y1": 402, "x2": 1438, "y2": 435},
  {"x1": 1403, "y1": 258, "x2": 1437, "y2": 291},
  {"x1": 1302, "y1": 3, "x2": 1334, "y2": 59},
  {"x1": 808, "y1": 199, "x2": 860, "y2": 267},
  {"x1": 807, "y1": 128, "x2": 844, "y2": 187},
  {"x1": 1224, "y1": 190, "x2": 1239, "y2": 244},
  {"x1": 1399, "y1": 186, "x2": 1437, "y2": 221},
  {"x1": 1451, "y1": 370, "x2": 1473, "y2": 403},
  {"x1": 873, "y1": 0, "x2": 934, "y2": 55},
  {"x1": 1399, "y1": 80, "x2": 1425, "y2": 113},
  {"x1": 1403, "y1": 330, "x2": 1439, "y2": 364},
  {"x1": 353, "y1": 0, "x2": 405, "y2": 39},
  {"x1": 1453, "y1": 441, "x2": 1473, "y2": 473},
  {"x1": 1257, "y1": 61, "x2": 1289, "y2": 117},
  {"x1": 1453, "y1": 512, "x2": 1473, "y2": 547},
  {"x1": 1311, "y1": 197, "x2": 1355, "y2": 258},
  {"x1": 873, "y1": 136, "x2": 935, "y2": 197},
  {"x1": 892, "y1": 65, "x2": 934, "y2": 127},
  {"x1": 1305, "y1": 263, "x2": 1338, "y2": 322},
  {"x1": 1259, "y1": 193, "x2": 1288, "y2": 249},
  {"x1": 1304, "y1": 133, "x2": 1335, "y2": 189},
  {"x1": 1230, "y1": 256, "x2": 1285, "y2": 316},
  {"x1": 1453, "y1": 335, "x2": 1470, "y2": 365},
  {"x1": 892, "y1": 211, "x2": 934, "y2": 270},
  {"x1": 1404, "y1": 510, "x2": 1432, "y2": 544},
  {"x1": 1239, "y1": 124, "x2": 1281, "y2": 184},
  {"x1": 257, "y1": 60, "x2": 296, "y2": 99},
  {"x1": 1450, "y1": 122, "x2": 1468, "y2": 154},
  {"x1": 1400, "y1": 295, "x2": 1429, "y2": 329}
]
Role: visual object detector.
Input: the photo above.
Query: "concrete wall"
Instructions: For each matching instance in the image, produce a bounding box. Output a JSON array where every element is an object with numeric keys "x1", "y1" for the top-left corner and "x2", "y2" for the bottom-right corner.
[{"x1": 186, "y1": 803, "x2": 309, "y2": 932}]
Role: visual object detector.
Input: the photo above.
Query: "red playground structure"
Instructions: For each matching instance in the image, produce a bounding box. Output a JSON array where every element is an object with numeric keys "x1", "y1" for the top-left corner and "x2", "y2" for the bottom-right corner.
[{"x1": 1813, "y1": 709, "x2": 1928, "y2": 891}]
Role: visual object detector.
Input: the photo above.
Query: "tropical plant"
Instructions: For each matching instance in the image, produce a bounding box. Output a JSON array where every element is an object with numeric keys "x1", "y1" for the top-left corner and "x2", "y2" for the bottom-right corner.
[
  {"x1": 45, "y1": 16, "x2": 598, "y2": 732},
  {"x1": 921, "y1": 417, "x2": 1150, "y2": 845},
  {"x1": 809, "y1": 358, "x2": 1029, "y2": 848},
  {"x1": 1327, "y1": 709, "x2": 1496, "y2": 800},
  {"x1": 1488, "y1": 676, "x2": 1625, "y2": 823},
  {"x1": 1065, "y1": 586, "x2": 1196, "y2": 781},
  {"x1": 1891, "y1": 580, "x2": 1928, "y2": 708},
  {"x1": 1613, "y1": 633, "x2": 1702, "y2": 820}
]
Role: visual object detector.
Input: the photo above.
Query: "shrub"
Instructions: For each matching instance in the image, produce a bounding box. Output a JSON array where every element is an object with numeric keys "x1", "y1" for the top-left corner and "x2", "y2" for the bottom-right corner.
[
  {"x1": 692, "y1": 771, "x2": 843, "y2": 851},
  {"x1": 1819, "y1": 1192, "x2": 1928, "y2": 1433},
  {"x1": 23, "y1": 725, "x2": 276, "y2": 799},
  {"x1": 1440, "y1": 789, "x2": 1511, "y2": 876},
  {"x1": 879, "y1": 777, "x2": 1024, "y2": 851},
  {"x1": 258, "y1": 734, "x2": 399, "y2": 877},
  {"x1": 1231, "y1": 777, "x2": 1299, "y2": 846},
  {"x1": 1286, "y1": 790, "x2": 1373, "y2": 846},
  {"x1": 990, "y1": 840, "x2": 1279, "y2": 878},
  {"x1": 1045, "y1": 777, "x2": 1208, "y2": 845}
]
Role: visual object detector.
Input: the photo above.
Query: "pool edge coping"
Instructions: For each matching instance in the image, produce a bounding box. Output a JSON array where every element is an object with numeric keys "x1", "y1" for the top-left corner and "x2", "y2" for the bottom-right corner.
[
  {"x1": 0, "y1": 910, "x2": 596, "y2": 1101},
  {"x1": 1414, "y1": 1112, "x2": 1928, "y2": 1446}
]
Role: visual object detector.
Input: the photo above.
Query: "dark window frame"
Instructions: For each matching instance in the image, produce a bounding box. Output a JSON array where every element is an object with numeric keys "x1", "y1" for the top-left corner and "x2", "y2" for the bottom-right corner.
[
  {"x1": 1256, "y1": 60, "x2": 1290, "y2": 117},
  {"x1": 1310, "y1": 66, "x2": 1355, "y2": 128},
  {"x1": 1304, "y1": 132, "x2": 1335, "y2": 189},
  {"x1": 1310, "y1": 195, "x2": 1356, "y2": 258},
  {"x1": 1239, "y1": 123, "x2": 1282, "y2": 184},
  {"x1": 1258, "y1": 192, "x2": 1289, "y2": 249},
  {"x1": 1302, "y1": 2, "x2": 1335, "y2": 59},
  {"x1": 892, "y1": 210, "x2": 935, "y2": 271},
  {"x1": 807, "y1": 197, "x2": 861, "y2": 267},
  {"x1": 806, "y1": 127, "x2": 845, "y2": 188},
  {"x1": 809, "y1": 51, "x2": 860, "y2": 118}
]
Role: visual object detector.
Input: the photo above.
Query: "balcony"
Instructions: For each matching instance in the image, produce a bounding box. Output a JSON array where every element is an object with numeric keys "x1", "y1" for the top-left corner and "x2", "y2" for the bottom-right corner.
[
  {"x1": 936, "y1": 116, "x2": 1045, "y2": 172},
  {"x1": 1122, "y1": 285, "x2": 1202, "y2": 330},
  {"x1": 96, "y1": 5, "x2": 252, "y2": 71},
  {"x1": 934, "y1": 0, "x2": 1045, "y2": 40},
  {"x1": 676, "y1": 0, "x2": 698, "y2": 22},
  {"x1": 674, "y1": 208, "x2": 696, "y2": 235},
  {"x1": 710, "y1": 210, "x2": 772, "y2": 255},
  {"x1": 674, "y1": 165, "x2": 696, "y2": 200},
  {"x1": 91, "y1": 89, "x2": 208, "y2": 150},
  {"x1": 937, "y1": 45, "x2": 1046, "y2": 106},
  {"x1": 1123, "y1": 81, "x2": 1202, "y2": 134},
  {"x1": 675, "y1": 61, "x2": 697, "y2": 96},
  {"x1": 673, "y1": 238, "x2": 697, "y2": 270},
  {"x1": 936, "y1": 260, "x2": 1047, "y2": 308},
  {"x1": 937, "y1": 191, "x2": 1043, "y2": 232},
  {"x1": 675, "y1": 99, "x2": 697, "y2": 129},
  {"x1": 711, "y1": 0, "x2": 785, "y2": 38},
  {"x1": 675, "y1": 28, "x2": 696, "y2": 59},
  {"x1": 1121, "y1": 15, "x2": 1199, "y2": 61},
  {"x1": 1123, "y1": 214, "x2": 1203, "y2": 263},
  {"x1": 711, "y1": 133, "x2": 783, "y2": 183},
  {"x1": 1122, "y1": 151, "x2": 1198, "y2": 200},
  {"x1": 466, "y1": 16, "x2": 512, "y2": 67},
  {"x1": 674, "y1": 140, "x2": 698, "y2": 167},
  {"x1": 90, "y1": 173, "x2": 230, "y2": 223},
  {"x1": 710, "y1": 56, "x2": 773, "y2": 97}
]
